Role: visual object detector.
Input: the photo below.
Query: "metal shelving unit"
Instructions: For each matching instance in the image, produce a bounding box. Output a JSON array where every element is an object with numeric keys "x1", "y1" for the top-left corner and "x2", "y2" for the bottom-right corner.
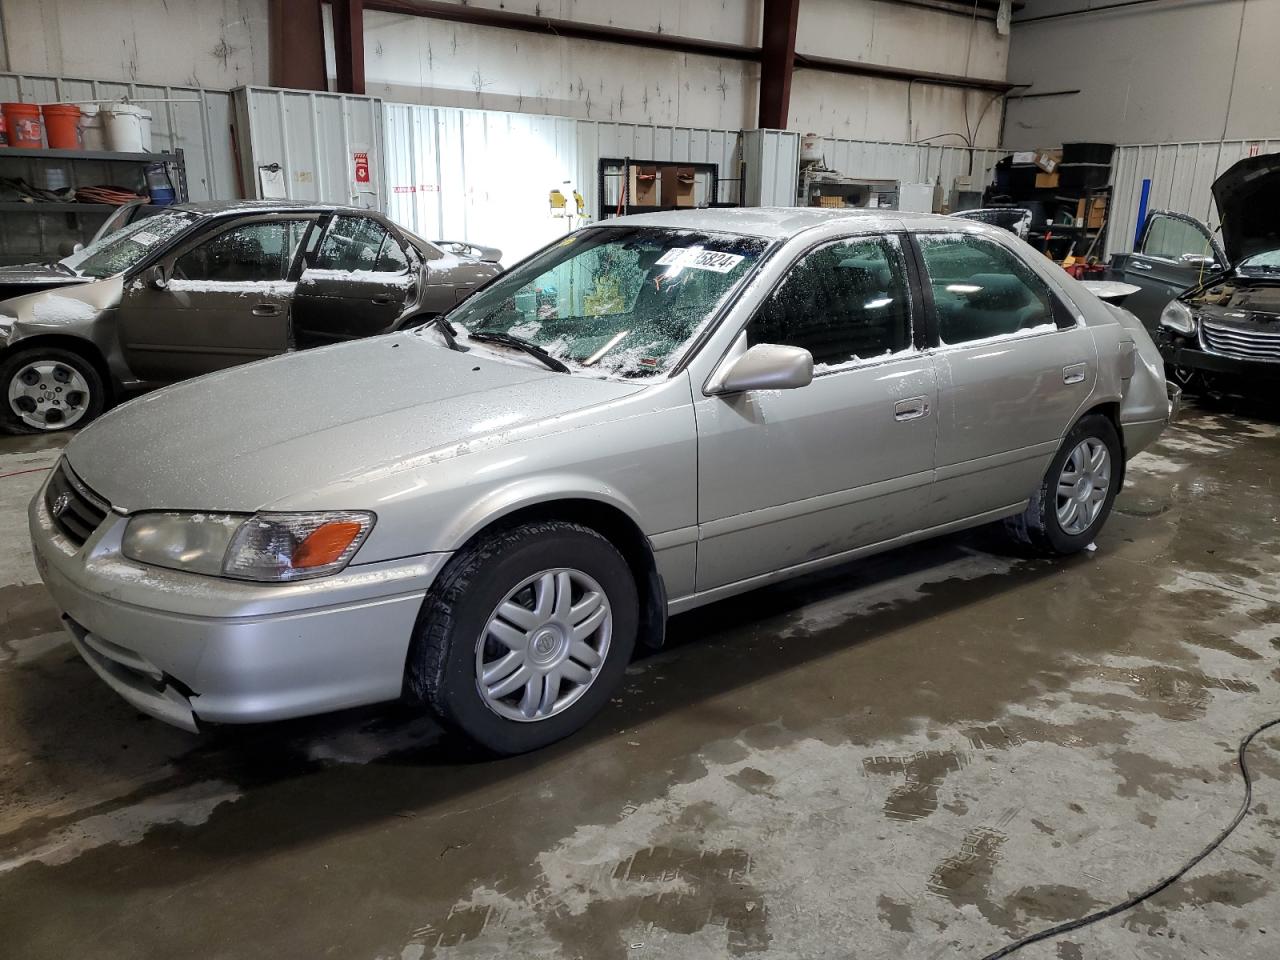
[{"x1": 0, "y1": 147, "x2": 187, "y2": 265}]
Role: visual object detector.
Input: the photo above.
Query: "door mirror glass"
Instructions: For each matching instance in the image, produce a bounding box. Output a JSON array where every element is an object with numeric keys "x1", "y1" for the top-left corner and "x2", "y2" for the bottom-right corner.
[
  {"x1": 711, "y1": 343, "x2": 813, "y2": 394},
  {"x1": 145, "y1": 264, "x2": 169, "y2": 290}
]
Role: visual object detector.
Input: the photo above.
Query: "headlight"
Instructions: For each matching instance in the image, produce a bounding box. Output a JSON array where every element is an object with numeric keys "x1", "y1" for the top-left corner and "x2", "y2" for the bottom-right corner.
[
  {"x1": 1159, "y1": 299, "x2": 1197, "y2": 335},
  {"x1": 122, "y1": 511, "x2": 375, "y2": 582}
]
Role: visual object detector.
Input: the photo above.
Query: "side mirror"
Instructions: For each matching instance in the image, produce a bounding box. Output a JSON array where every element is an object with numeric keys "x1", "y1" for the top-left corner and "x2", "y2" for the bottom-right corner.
[
  {"x1": 72, "y1": 242, "x2": 84, "y2": 254},
  {"x1": 145, "y1": 264, "x2": 169, "y2": 290},
  {"x1": 708, "y1": 343, "x2": 814, "y2": 395}
]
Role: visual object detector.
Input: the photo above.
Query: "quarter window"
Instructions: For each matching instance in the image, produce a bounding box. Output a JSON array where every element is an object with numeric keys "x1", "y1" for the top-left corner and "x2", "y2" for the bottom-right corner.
[
  {"x1": 916, "y1": 233, "x2": 1059, "y2": 345},
  {"x1": 747, "y1": 235, "x2": 913, "y2": 368},
  {"x1": 1141, "y1": 215, "x2": 1213, "y2": 261},
  {"x1": 173, "y1": 219, "x2": 311, "y2": 283}
]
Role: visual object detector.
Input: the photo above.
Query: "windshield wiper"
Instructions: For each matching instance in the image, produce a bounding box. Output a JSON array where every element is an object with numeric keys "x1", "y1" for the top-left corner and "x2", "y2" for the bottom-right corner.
[
  {"x1": 428, "y1": 316, "x2": 467, "y2": 352},
  {"x1": 468, "y1": 330, "x2": 569, "y2": 373}
]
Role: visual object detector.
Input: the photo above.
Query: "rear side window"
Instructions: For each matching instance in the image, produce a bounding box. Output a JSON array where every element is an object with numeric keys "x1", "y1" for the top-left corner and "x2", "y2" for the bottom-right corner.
[
  {"x1": 916, "y1": 233, "x2": 1058, "y2": 345},
  {"x1": 313, "y1": 216, "x2": 404, "y2": 273},
  {"x1": 1141, "y1": 215, "x2": 1213, "y2": 261},
  {"x1": 747, "y1": 234, "x2": 913, "y2": 369}
]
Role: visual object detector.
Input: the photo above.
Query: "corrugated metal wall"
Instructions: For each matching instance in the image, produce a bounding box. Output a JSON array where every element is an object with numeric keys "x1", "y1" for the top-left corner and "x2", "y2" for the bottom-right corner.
[
  {"x1": 234, "y1": 86, "x2": 384, "y2": 210},
  {"x1": 1108, "y1": 139, "x2": 1280, "y2": 258},
  {"x1": 816, "y1": 136, "x2": 1003, "y2": 199},
  {"x1": 384, "y1": 101, "x2": 743, "y2": 264},
  {"x1": 0, "y1": 71, "x2": 236, "y2": 201},
  {"x1": 742, "y1": 129, "x2": 801, "y2": 207}
]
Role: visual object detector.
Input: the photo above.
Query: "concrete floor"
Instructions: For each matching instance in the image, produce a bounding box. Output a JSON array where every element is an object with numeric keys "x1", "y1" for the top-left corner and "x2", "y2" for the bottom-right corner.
[{"x1": 1, "y1": 403, "x2": 1278, "y2": 960}]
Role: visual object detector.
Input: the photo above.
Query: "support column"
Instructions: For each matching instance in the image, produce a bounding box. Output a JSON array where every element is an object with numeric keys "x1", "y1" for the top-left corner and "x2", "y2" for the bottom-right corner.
[
  {"x1": 758, "y1": 0, "x2": 800, "y2": 129},
  {"x1": 269, "y1": 0, "x2": 328, "y2": 91},
  {"x1": 332, "y1": 0, "x2": 367, "y2": 95}
]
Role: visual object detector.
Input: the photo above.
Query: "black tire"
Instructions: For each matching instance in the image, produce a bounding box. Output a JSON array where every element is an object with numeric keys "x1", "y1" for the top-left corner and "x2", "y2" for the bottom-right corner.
[
  {"x1": 405, "y1": 520, "x2": 639, "y2": 755},
  {"x1": 0, "y1": 347, "x2": 106, "y2": 435},
  {"x1": 1004, "y1": 413, "x2": 1122, "y2": 555}
]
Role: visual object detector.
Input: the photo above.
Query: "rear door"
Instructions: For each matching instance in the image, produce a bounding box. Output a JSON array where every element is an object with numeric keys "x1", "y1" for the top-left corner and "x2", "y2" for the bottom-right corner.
[
  {"x1": 291, "y1": 214, "x2": 417, "y2": 348},
  {"x1": 1120, "y1": 212, "x2": 1225, "y2": 329},
  {"x1": 115, "y1": 215, "x2": 315, "y2": 382},
  {"x1": 913, "y1": 231, "x2": 1098, "y2": 525}
]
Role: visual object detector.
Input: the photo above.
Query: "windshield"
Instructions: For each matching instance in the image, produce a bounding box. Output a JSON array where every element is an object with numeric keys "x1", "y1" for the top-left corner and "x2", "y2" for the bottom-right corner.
[
  {"x1": 444, "y1": 226, "x2": 770, "y2": 377},
  {"x1": 60, "y1": 210, "x2": 200, "y2": 278},
  {"x1": 1238, "y1": 248, "x2": 1280, "y2": 273}
]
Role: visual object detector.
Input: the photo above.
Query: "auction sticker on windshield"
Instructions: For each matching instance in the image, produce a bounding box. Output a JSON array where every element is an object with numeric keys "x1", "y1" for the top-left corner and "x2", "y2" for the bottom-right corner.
[
  {"x1": 656, "y1": 247, "x2": 744, "y2": 273},
  {"x1": 130, "y1": 231, "x2": 161, "y2": 246}
]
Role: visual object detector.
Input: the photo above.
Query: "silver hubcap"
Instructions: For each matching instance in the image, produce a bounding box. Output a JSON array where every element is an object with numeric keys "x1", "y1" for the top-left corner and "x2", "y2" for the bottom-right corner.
[
  {"x1": 1056, "y1": 437, "x2": 1111, "y2": 535},
  {"x1": 475, "y1": 568, "x2": 612, "y2": 722},
  {"x1": 7, "y1": 360, "x2": 91, "y2": 430}
]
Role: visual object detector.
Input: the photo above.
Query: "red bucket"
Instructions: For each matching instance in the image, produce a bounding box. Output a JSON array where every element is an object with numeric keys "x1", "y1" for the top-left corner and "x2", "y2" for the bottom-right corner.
[
  {"x1": 42, "y1": 103, "x2": 82, "y2": 149},
  {"x1": 2, "y1": 102, "x2": 43, "y2": 148}
]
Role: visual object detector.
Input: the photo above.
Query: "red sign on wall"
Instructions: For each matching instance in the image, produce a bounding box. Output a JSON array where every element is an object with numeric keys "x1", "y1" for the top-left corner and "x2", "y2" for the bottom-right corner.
[{"x1": 353, "y1": 151, "x2": 370, "y2": 184}]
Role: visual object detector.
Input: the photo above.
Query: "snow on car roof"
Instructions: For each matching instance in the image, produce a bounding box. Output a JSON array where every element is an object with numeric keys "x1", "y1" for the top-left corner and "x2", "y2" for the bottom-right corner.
[{"x1": 602, "y1": 206, "x2": 958, "y2": 239}]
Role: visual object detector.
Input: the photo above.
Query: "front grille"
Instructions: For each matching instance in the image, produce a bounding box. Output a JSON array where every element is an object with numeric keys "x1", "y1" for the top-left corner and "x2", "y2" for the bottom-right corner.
[
  {"x1": 45, "y1": 461, "x2": 110, "y2": 547},
  {"x1": 1200, "y1": 320, "x2": 1280, "y2": 363}
]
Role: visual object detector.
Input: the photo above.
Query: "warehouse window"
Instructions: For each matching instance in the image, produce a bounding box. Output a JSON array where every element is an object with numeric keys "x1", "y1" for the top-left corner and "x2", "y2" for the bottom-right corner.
[
  {"x1": 173, "y1": 219, "x2": 311, "y2": 283},
  {"x1": 747, "y1": 235, "x2": 913, "y2": 369},
  {"x1": 917, "y1": 233, "x2": 1058, "y2": 345}
]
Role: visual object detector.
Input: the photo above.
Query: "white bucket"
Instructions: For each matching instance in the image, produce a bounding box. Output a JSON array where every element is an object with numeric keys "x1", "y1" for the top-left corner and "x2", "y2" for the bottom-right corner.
[
  {"x1": 79, "y1": 104, "x2": 107, "y2": 151},
  {"x1": 104, "y1": 103, "x2": 153, "y2": 153},
  {"x1": 800, "y1": 133, "x2": 823, "y2": 164}
]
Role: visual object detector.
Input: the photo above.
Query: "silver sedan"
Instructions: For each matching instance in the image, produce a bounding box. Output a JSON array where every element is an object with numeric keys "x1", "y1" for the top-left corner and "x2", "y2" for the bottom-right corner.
[{"x1": 28, "y1": 208, "x2": 1176, "y2": 754}]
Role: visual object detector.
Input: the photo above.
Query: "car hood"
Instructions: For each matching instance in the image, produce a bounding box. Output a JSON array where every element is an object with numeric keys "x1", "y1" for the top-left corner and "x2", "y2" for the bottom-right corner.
[
  {"x1": 66, "y1": 333, "x2": 646, "y2": 513},
  {"x1": 1212, "y1": 154, "x2": 1280, "y2": 264},
  {"x1": 0, "y1": 262, "x2": 88, "y2": 288}
]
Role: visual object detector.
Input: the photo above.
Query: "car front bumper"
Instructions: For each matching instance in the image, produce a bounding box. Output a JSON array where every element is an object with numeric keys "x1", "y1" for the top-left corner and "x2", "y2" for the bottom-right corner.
[
  {"x1": 29, "y1": 478, "x2": 448, "y2": 731},
  {"x1": 1158, "y1": 335, "x2": 1280, "y2": 387}
]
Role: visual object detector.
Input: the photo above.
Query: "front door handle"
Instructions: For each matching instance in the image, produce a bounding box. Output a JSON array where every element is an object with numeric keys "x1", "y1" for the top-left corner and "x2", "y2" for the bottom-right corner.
[
  {"x1": 372, "y1": 296, "x2": 394, "y2": 305},
  {"x1": 894, "y1": 396, "x2": 930, "y2": 421},
  {"x1": 252, "y1": 303, "x2": 282, "y2": 317},
  {"x1": 1063, "y1": 362, "x2": 1088, "y2": 385},
  {"x1": 1129, "y1": 261, "x2": 1153, "y2": 271}
]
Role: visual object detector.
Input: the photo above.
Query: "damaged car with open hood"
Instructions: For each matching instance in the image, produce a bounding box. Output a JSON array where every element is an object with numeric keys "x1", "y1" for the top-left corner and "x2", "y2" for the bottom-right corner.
[
  {"x1": 1124, "y1": 154, "x2": 1280, "y2": 395},
  {"x1": 0, "y1": 201, "x2": 501, "y2": 434}
]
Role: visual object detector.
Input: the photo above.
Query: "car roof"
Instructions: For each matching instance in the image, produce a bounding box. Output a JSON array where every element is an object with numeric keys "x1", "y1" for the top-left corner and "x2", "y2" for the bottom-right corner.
[
  {"x1": 171, "y1": 200, "x2": 378, "y2": 218},
  {"x1": 600, "y1": 206, "x2": 960, "y2": 239}
]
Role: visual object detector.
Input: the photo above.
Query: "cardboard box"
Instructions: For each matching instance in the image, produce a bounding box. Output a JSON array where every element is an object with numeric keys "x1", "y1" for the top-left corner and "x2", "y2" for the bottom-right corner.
[
  {"x1": 1011, "y1": 151, "x2": 1037, "y2": 165},
  {"x1": 1035, "y1": 171, "x2": 1060, "y2": 189},
  {"x1": 628, "y1": 165, "x2": 659, "y2": 206},
  {"x1": 1075, "y1": 196, "x2": 1107, "y2": 229},
  {"x1": 1035, "y1": 149, "x2": 1061, "y2": 173},
  {"x1": 660, "y1": 165, "x2": 696, "y2": 207}
]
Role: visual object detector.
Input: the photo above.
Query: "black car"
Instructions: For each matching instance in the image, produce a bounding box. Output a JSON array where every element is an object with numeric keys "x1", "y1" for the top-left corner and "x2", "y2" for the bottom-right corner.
[{"x1": 1153, "y1": 155, "x2": 1280, "y2": 394}]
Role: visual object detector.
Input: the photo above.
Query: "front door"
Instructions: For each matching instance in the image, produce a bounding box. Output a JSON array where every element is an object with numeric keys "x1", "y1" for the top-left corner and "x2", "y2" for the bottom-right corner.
[
  {"x1": 914, "y1": 231, "x2": 1099, "y2": 525},
  {"x1": 292, "y1": 214, "x2": 417, "y2": 348},
  {"x1": 694, "y1": 233, "x2": 937, "y2": 591},
  {"x1": 1120, "y1": 212, "x2": 1224, "y2": 329},
  {"x1": 116, "y1": 216, "x2": 314, "y2": 382}
]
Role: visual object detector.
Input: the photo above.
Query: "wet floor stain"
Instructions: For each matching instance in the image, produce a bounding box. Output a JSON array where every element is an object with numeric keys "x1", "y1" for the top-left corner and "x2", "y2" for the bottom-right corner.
[
  {"x1": 1184, "y1": 629, "x2": 1265, "y2": 661},
  {"x1": 1085, "y1": 665, "x2": 1259, "y2": 722},
  {"x1": 863, "y1": 749, "x2": 968, "y2": 821},
  {"x1": 726, "y1": 767, "x2": 776, "y2": 795},
  {"x1": 927, "y1": 824, "x2": 1008, "y2": 906},
  {"x1": 0, "y1": 584, "x2": 63, "y2": 652}
]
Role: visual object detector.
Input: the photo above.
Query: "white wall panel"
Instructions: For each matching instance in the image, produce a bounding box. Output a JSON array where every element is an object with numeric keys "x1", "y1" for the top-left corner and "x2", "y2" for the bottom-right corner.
[
  {"x1": 0, "y1": 71, "x2": 236, "y2": 201},
  {"x1": 1107, "y1": 139, "x2": 1280, "y2": 258},
  {"x1": 814, "y1": 136, "x2": 1002, "y2": 207},
  {"x1": 234, "y1": 86, "x2": 383, "y2": 210}
]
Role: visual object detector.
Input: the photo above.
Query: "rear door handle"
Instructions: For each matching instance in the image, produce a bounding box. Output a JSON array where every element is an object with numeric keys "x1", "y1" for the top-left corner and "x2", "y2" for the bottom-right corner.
[
  {"x1": 372, "y1": 296, "x2": 394, "y2": 305},
  {"x1": 1063, "y1": 362, "x2": 1088, "y2": 385},
  {"x1": 252, "y1": 303, "x2": 282, "y2": 317},
  {"x1": 894, "y1": 396, "x2": 930, "y2": 421}
]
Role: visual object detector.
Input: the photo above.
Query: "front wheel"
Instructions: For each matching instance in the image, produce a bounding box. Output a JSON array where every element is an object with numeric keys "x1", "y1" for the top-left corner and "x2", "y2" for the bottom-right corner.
[
  {"x1": 1004, "y1": 413, "x2": 1122, "y2": 555},
  {"x1": 406, "y1": 520, "x2": 638, "y2": 755},
  {"x1": 1, "y1": 347, "x2": 106, "y2": 434}
]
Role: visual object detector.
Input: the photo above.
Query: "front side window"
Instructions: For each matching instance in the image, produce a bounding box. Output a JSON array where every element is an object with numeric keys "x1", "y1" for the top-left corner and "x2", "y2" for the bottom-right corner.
[
  {"x1": 1142, "y1": 215, "x2": 1212, "y2": 261},
  {"x1": 917, "y1": 233, "x2": 1058, "y2": 345},
  {"x1": 173, "y1": 219, "x2": 311, "y2": 283},
  {"x1": 60, "y1": 210, "x2": 200, "y2": 279},
  {"x1": 747, "y1": 234, "x2": 913, "y2": 369},
  {"x1": 445, "y1": 226, "x2": 769, "y2": 377},
  {"x1": 312, "y1": 216, "x2": 405, "y2": 273}
]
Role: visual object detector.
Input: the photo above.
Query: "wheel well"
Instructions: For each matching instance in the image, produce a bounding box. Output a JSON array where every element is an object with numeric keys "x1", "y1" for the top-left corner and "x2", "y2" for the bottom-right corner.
[
  {"x1": 466, "y1": 499, "x2": 668, "y2": 649},
  {"x1": 1077, "y1": 400, "x2": 1125, "y2": 486},
  {"x1": 1, "y1": 335, "x2": 114, "y2": 400}
]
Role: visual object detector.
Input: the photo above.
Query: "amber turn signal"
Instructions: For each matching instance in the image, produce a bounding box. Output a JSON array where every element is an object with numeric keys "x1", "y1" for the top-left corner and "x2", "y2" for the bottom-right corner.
[{"x1": 292, "y1": 521, "x2": 365, "y2": 568}]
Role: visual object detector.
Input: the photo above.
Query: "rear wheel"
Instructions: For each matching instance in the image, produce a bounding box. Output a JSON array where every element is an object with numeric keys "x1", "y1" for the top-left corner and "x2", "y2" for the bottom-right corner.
[
  {"x1": 1, "y1": 347, "x2": 105, "y2": 434},
  {"x1": 1005, "y1": 413, "x2": 1121, "y2": 554},
  {"x1": 406, "y1": 520, "x2": 638, "y2": 755}
]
